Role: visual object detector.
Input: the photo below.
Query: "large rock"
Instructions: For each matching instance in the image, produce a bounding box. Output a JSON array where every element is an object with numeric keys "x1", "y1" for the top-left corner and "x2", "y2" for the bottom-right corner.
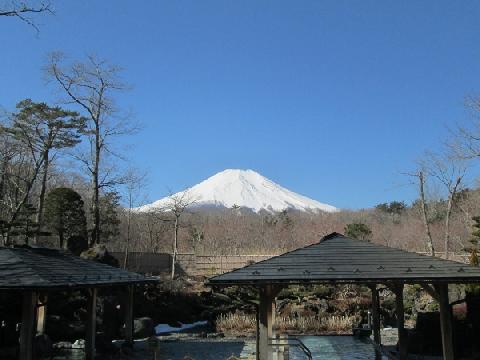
[
  {"x1": 134, "y1": 317, "x2": 155, "y2": 338},
  {"x1": 80, "y1": 245, "x2": 119, "y2": 267},
  {"x1": 211, "y1": 292, "x2": 232, "y2": 303}
]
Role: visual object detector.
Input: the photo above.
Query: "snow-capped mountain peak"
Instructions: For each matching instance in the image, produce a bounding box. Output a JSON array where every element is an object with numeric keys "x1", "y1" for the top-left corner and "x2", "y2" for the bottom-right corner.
[{"x1": 136, "y1": 169, "x2": 338, "y2": 213}]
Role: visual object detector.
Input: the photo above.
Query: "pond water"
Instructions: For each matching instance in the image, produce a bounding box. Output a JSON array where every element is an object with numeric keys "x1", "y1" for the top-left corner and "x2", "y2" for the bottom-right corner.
[
  {"x1": 45, "y1": 335, "x2": 387, "y2": 360},
  {"x1": 290, "y1": 336, "x2": 387, "y2": 360}
]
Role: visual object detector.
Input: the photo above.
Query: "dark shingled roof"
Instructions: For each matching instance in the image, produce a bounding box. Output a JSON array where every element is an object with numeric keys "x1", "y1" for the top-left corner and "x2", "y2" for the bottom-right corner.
[
  {"x1": 208, "y1": 233, "x2": 480, "y2": 285},
  {"x1": 0, "y1": 246, "x2": 154, "y2": 290}
]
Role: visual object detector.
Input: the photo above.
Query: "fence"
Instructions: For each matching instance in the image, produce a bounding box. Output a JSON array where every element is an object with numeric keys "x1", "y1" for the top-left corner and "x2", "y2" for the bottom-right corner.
[
  {"x1": 110, "y1": 252, "x2": 171, "y2": 274},
  {"x1": 111, "y1": 252, "x2": 277, "y2": 276},
  {"x1": 192, "y1": 254, "x2": 276, "y2": 276}
]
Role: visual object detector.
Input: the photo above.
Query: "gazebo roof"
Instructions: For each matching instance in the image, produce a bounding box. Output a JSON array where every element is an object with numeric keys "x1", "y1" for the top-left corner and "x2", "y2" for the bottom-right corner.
[
  {"x1": 208, "y1": 233, "x2": 480, "y2": 285},
  {"x1": 0, "y1": 246, "x2": 154, "y2": 290}
]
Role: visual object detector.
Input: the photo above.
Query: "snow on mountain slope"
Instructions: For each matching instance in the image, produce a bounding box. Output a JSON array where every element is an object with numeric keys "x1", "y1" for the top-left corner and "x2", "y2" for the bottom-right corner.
[{"x1": 136, "y1": 169, "x2": 338, "y2": 213}]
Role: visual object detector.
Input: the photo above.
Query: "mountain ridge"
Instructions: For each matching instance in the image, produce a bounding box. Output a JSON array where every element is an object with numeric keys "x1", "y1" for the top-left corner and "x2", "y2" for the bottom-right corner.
[{"x1": 136, "y1": 169, "x2": 338, "y2": 213}]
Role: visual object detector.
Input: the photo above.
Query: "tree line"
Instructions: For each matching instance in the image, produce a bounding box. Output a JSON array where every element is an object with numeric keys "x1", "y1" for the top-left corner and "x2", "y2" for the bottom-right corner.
[{"x1": 0, "y1": 53, "x2": 133, "y2": 253}]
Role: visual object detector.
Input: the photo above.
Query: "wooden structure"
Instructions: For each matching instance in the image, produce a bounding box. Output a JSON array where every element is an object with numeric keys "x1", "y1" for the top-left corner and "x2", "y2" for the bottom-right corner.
[
  {"x1": 0, "y1": 246, "x2": 154, "y2": 360},
  {"x1": 208, "y1": 232, "x2": 480, "y2": 360}
]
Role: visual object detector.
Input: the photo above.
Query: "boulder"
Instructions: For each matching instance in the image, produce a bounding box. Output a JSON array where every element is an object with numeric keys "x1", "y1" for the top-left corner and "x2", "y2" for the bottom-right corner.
[
  {"x1": 72, "y1": 339, "x2": 85, "y2": 349},
  {"x1": 211, "y1": 292, "x2": 232, "y2": 303},
  {"x1": 134, "y1": 317, "x2": 155, "y2": 338},
  {"x1": 53, "y1": 341, "x2": 72, "y2": 349},
  {"x1": 80, "y1": 245, "x2": 119, "y2": 267}
]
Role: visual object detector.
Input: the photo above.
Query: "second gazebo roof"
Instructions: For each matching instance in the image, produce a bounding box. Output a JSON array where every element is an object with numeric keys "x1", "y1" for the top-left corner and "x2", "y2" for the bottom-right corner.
[{"x1": 208, "y1": 233, "x2": 480, "y2": 285}]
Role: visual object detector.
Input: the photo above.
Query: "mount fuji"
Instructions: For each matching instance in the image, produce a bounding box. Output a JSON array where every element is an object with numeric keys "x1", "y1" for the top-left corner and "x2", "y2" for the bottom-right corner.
[{"x1": 136, "y1": 169, "x2": 338, "y2": 213}]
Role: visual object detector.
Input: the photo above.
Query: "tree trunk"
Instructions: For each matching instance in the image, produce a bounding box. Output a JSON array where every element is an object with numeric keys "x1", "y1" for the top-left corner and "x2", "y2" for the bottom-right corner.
[
  {"x1": 123, "y1": 196, "x2": 132, "y2": 269},
  {"x1": 419, "y1": 171, "x2": 435, "y2": 256},
  {"x1": 59, "y1": 231, "x2": 64, "y2": 249},
  {"x1": 444, "y1": 177, "x2": 462, "y2": 260},
  {"x1": 444, "y1": 195, "x2": 453, "y2": 260},
  {"x1": 123, "y1": 232, "x2": 130, "y2": 269},
  {"x1": 91, "y1": 122, "x2": 101, "y2": 247},
  {"x1": 0, "y1": 158, "x2": 9, "y2": 206},
  {"x1": 34, "y1": 150, "x2": 49, "y2": 244},
  {"x1": 171, "y1": 216, "x2": 179, "y2": 280}
]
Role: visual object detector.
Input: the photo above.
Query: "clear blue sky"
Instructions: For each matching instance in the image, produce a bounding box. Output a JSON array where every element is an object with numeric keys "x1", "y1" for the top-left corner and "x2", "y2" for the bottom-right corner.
[{"x1": 1, "y1": 1, "x2": 479, "y2": 209}]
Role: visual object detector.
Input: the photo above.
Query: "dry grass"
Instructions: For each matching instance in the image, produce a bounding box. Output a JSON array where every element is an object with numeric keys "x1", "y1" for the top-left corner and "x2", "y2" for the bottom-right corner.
[
  {"x1": 216, "y1": 311, "x2": 257, "y2": 335},
  {"x1": 276, "y1": 314, "x2": 356, "y2": 334},
  {"x1": 216, "y1": 311, "x2": 356, "y2": 335}
]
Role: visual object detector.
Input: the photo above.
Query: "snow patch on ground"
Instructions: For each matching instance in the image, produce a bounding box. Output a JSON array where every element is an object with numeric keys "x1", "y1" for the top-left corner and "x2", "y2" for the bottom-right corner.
[{"x1": 155, "y1": 321, "x2": 209, "y2": 335}]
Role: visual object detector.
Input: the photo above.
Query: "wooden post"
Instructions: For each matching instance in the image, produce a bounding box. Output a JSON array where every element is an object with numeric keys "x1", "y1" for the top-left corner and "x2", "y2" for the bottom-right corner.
[
  {"x1": 393, "y1": 283, "x2": 407, "y2": 360},
  {"x1": 256, "y1": 305, "x2": 260, "y2": 360},
  {"x1": 20, "y1": 291, "x2": 37, "y2": 360},
  {"x1": 370, "y1": 285, "x2": 381, "y2": 344},
  {"x1": 435, "y1": 283, "x2": 454, "y2": 360},
  {"x1": 86, "y1": 288, "x2": 97, "y2": 360},
  {"x1": 258, "y1": 285, "x2": 275, "y2": 360},
  {"x1": 125, "y1": 285, "x2": 134, "y2": 346},
  {"x1": 277, "y1": 334, "x2": 286, "y2": 360},
  {"x1": 36, "y1": 294, "x2": 47, "y2": 334}
]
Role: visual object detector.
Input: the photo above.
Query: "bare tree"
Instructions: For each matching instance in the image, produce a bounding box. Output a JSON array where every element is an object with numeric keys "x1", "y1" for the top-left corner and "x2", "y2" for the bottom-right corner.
[
  {"x1": 449, "y1": 96, "x2": 480, "y2": 160},
  {"x1": 153, "y1": 190, "x2": 196, "y2": 280},
  {"x1": 0, "y1": 1, "x2": 53, "y2": 32},
  {"x1": 121, "y1": 168, "x2": 148, "y2": 269},
  {"x1": 405, "y1": 169, "x2": 435, "y2": 256},
  {"x1": 46, "y1": 52, "x2": 134, "y2": 246},
  {"x1": 425, "y1": 152, "x2": 467, "y2": 259}
]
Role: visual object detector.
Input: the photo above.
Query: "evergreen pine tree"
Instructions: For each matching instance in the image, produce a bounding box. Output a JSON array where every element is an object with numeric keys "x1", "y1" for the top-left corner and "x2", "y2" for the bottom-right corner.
[
  {"x1": 345, "y1": 223, "x2": 372, "y2": 241},
  {"x1": 469, "y1": 216, "x2": 480, "y2": 266},
  {"x1": 44, "y1": 188, "x2": 87, "y2": 253},
  {"x1": 98, "y1": 191, "x2": 121, "y2": 243}
]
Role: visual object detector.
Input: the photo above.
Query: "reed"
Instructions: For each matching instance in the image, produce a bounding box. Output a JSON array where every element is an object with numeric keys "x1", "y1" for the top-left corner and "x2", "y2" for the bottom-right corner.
[{"x1": 216, "y1": 312, "x2": 356, "y2": 335}]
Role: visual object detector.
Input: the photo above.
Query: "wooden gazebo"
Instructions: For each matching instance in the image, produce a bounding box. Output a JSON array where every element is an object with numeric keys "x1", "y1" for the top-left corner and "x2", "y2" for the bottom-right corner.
[
  {"x1": 0, "y1": 246, "x2": 154, "y2": 360},
  {"x1": 208, "y1": 232, "x2": 480, "y2": 360}
]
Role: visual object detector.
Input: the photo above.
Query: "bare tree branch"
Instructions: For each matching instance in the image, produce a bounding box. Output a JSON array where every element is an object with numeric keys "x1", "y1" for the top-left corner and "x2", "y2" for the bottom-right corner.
[{"x1": 0, "y1": 1, "x2": 53, "y2": 33}]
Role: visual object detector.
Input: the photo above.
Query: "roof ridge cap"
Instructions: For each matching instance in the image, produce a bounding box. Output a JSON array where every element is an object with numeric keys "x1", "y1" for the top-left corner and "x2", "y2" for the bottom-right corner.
[{"x1": 319, "y1": 232, "x2": 345, "y2": 242}]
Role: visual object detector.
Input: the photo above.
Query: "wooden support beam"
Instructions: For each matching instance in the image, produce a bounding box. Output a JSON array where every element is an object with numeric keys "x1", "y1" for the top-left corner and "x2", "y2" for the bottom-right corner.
[
  {"x1": 257, "y1": 285, "x2": 276, "y2": 360},
  {"x1": 85, "y1": 288, "x2": 97, "y2": 360},
  {"x1": 369, "y1": 285, "x2": 381, "y2": 346},
  {"x1": 393, "y1": 283, "x2": 407, "y2": 360},
  {"x1": 124, "y1": 285, "x2": 134, "y2": 346},
  {"x1": 434, "y1": 283, "x2": 454, "y2": 360},
  {"x1": 276, "y1": 334, "x2": 287, "y2": 360},
  {"x1": 36, "y1": 294, "x2": 47, "y2": 334},
  {"x1": 19, "y1": 291, "x2": 37, "y2": 360},
  {"x1": 256, "y1": 305, "x2": 260, "y2": 360}
]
